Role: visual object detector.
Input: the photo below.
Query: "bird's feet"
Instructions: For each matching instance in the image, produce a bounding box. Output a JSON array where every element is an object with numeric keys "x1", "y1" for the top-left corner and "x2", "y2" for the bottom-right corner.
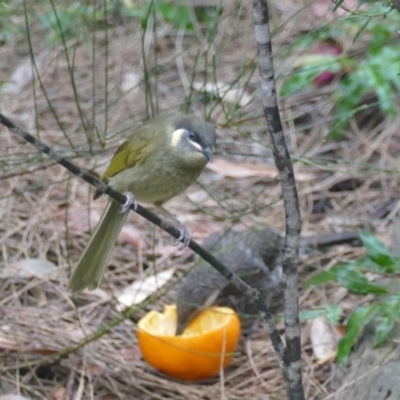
[
  {"x1": 120, "y1": 192, "x2": 137, "y2": 213},
  {"x1": 156, "y1": 206, "x2": 191, "y2": 248},
  {"x1": 172, "y1": 220, "x2": 191, "y2": 249}
]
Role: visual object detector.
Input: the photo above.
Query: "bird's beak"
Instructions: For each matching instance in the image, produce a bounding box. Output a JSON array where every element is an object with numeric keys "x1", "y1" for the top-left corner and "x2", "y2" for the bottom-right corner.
[{"x1": 202, "y1": 145, "x2": 213, "y2": 163}]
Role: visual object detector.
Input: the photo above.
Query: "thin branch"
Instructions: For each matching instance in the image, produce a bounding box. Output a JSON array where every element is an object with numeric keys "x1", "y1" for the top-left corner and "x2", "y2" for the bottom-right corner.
[{"x1": 252, "y1": 1, "x2": 304, "y2": 400}]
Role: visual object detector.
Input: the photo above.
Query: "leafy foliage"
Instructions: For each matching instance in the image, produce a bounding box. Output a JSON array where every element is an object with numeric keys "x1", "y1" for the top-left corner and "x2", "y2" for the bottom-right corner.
[
  {"x1": 40, "y1": 2, "x2": 116, "y2": 45},
  {"x1": 300, "y1": 304, "x2": 344, "y2": 325},
  {"x1": 280, "y1": 4, "x2": 400, "y2": 138},
  {"x1": 0, "y1": 2, "x2": 25, "y2": 44},
  {"x1": 148, "y1": 0, "x2": 218, "y2": 29},
  {"x1": 307, "y1": 230, "x2": 400, "y2": 365},
  {"x1": 336, "y1": 304, "x2": 379, "y2": 365},
  {"x1": 38, "y1": 1, "x2": 218, "y2": 46}
]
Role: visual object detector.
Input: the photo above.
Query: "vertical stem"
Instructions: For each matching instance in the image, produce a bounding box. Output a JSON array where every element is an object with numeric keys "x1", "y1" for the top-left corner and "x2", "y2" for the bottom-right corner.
[{"x1": 252, "y1": 1, "x2": 304, "y2": 399}]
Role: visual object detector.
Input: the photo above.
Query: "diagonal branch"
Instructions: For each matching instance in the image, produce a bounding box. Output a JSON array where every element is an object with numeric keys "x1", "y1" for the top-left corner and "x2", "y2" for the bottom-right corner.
[
  {"x1": 0, "y1": 112, "x2": 285, "y2": 362},
  {"x1": 252, "y1": 1, "x2": 304, "y2": 399}
]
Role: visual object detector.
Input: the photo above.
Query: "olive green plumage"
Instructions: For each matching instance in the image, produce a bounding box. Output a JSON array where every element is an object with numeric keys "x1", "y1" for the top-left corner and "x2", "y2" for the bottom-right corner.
[{"x1": 69, "y1": 114, "x2": 216, "y2": 292}]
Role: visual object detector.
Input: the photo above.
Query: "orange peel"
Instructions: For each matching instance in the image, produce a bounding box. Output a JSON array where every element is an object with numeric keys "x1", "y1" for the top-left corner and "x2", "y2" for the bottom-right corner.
[{"x1": 137, "y1": 304, "x2": 241, "y2": 381}]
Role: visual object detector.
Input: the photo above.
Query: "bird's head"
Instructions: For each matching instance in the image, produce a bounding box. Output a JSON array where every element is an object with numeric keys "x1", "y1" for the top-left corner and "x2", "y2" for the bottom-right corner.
[{"x1": 169, "y1": 115, "x2": 216, "y2": 166}]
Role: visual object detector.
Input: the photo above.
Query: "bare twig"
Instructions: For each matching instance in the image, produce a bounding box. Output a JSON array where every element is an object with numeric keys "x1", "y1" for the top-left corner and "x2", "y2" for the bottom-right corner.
[{"x1": 252, "y1": 1, "x2": 304, "y2": 399}]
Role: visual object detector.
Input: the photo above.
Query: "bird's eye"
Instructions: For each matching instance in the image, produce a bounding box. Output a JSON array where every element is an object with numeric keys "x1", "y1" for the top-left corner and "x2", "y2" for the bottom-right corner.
[{"x1": 188, "y1": 131, "x2": 196, "y2": 141}]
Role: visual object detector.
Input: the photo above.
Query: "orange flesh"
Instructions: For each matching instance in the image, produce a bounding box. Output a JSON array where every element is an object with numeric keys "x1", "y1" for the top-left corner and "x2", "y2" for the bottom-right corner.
[{"x1": 137, "y1": 305, "x2": 241, "y2": 381}]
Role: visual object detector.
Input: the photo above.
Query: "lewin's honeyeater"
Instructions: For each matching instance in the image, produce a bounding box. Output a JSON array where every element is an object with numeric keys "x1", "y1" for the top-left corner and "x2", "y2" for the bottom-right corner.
[{"x1": 69, "y1": 114, "x2": 216, "y2": 292}]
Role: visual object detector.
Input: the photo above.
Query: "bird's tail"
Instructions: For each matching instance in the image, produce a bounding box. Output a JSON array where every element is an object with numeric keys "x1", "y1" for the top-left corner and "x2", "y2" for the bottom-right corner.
[{"x1": 69, "y1": 200, "x2": 128, "y2": 292}]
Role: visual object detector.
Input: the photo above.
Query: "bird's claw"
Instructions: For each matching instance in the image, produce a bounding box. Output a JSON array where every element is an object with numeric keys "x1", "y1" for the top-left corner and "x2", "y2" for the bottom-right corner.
[
  {"x1": 120, "y1": 192, "x2": 137, "y2": 213},
  {"x1": 156, "y1": 206, "x2": 191, "y2": 249},
  {"x1": 171, "y1": 223, "x2": 191, "y2": 249}
]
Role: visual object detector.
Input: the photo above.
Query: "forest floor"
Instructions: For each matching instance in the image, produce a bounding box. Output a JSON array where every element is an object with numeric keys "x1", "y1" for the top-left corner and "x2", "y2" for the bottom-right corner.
[{"x1": 0, "y1": 0, "x2": 399, "y2": 399}]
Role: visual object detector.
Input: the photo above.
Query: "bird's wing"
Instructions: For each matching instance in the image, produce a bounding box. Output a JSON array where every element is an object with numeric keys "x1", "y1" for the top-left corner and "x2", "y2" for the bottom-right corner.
[{"x1": 102, "y1": 134, "x2": 154, "y2": 180}]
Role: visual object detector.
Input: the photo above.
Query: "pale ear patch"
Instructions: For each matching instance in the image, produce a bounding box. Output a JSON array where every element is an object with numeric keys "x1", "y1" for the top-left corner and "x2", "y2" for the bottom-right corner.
[{"x1": 171, "y1": 129, "x2": 186, "y2": 147}]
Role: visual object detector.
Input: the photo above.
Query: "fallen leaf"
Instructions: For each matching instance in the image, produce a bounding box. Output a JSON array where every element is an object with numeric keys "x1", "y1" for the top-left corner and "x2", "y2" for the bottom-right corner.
[
  {"x1": 315, "y1": 351, "x2": 337, "y2": 366},
  {"x1": 121, "y1": 72, "x2": 142, "y2": 93},
  {"x1": 309, "y1": 317, "x2": 339, "y2": 362},
  {"x1": 116, "y1": 268, "x2": 175, "y2": 311},
  {"x1": 207, "y1": 159, "x2": 278, "y2": 179},
  {"x1": 50, "y1": 387, "x2": 67, "y2": 400},
  {"x1": 0, "y1": 396, "x2": 33, "y2": 400},
  {"x1": 208, "y1": 159, "x2": 316, "y2": 182},
  {"x1": 335, "y1": 325, "x2": 346, "y2": 336},
  {"x1": 1, "y1": 259, "x2": 59, "y2": 280}
]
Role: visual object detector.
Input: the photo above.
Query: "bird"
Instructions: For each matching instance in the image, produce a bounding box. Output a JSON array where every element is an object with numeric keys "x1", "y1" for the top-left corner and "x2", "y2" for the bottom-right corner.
[
  {"x1": 69, "y1": 114, "x2": 216, "y2": 292},
  {"x1": 175, "y1": 228, "x2": 361, "y2": 335}
]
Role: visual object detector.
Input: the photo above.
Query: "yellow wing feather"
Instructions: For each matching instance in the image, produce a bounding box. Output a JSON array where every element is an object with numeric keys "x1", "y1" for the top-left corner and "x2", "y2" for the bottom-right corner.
[
  {"x1": 102, "y1": 136, "x2": 153, "y2": 180},
  {"x1": 93, "y1": 117, "x2": 171, "y2": 199}
]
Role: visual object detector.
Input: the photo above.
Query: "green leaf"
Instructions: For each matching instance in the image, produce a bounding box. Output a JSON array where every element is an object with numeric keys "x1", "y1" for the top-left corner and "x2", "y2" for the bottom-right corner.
[
  {"x1": 337, "y1": 304, "x2": 379, "y2": 365},
  {"x1": 359, "y1": 0, "x2": 385, "y2": 3},
  {"x1": 324, "y1": 304, "x2": 344, "y2": 325},
  {"x1": 359, "y1": 230, "x2": 395, "y2": 269},
  {"x1": 353, "y1": 17, "x2": 372, "y2": 43},
  {"x1": 294, "y1": 54, "x2": 341, "y2": 69},
  {"x1": 280, "y1": 69, "x2": 318, "y2": 97},
  {"x1": 354, "y1": 257, "x2": 391, "y2": 274},
  {"x1": 300, "y1": 305, "x2": 343, "y2": 324},
  {"x1": 368, "y1": 64, "x2": 397, "y2": 118},
  {"x1": 379, "y1": 296, "x2": 400, "y2": 317},
  {"x1": 281, "y1": 54, "x2": 341, "y2": 97},
  {"x1": 155, "y1": 0, "x2": 191, "y2": 28},
  {"x1": 374, "y1": 315, "x2": 395, "y2": 347},
  {"x1": 305, "y1": 270, "x2": 337, "y2": 287},
  {"x1": 333, "y1": 0, "x2": 345, "y2": 11},
  {"x1": 299, "y1": 309, "x2": 325, "y2": 321},
  {"x1": 332, "y1": 74, "x2": 363, "y2": 138},
  {"x1": 334, "y1": 266, "x2": 388, "y2": 295}
]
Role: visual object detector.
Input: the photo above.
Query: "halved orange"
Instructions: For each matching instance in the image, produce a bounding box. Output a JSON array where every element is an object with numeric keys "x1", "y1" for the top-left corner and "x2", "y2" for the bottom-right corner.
[{"x1": 137, "y1": 304, "x2": 241, "y2": 381}]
